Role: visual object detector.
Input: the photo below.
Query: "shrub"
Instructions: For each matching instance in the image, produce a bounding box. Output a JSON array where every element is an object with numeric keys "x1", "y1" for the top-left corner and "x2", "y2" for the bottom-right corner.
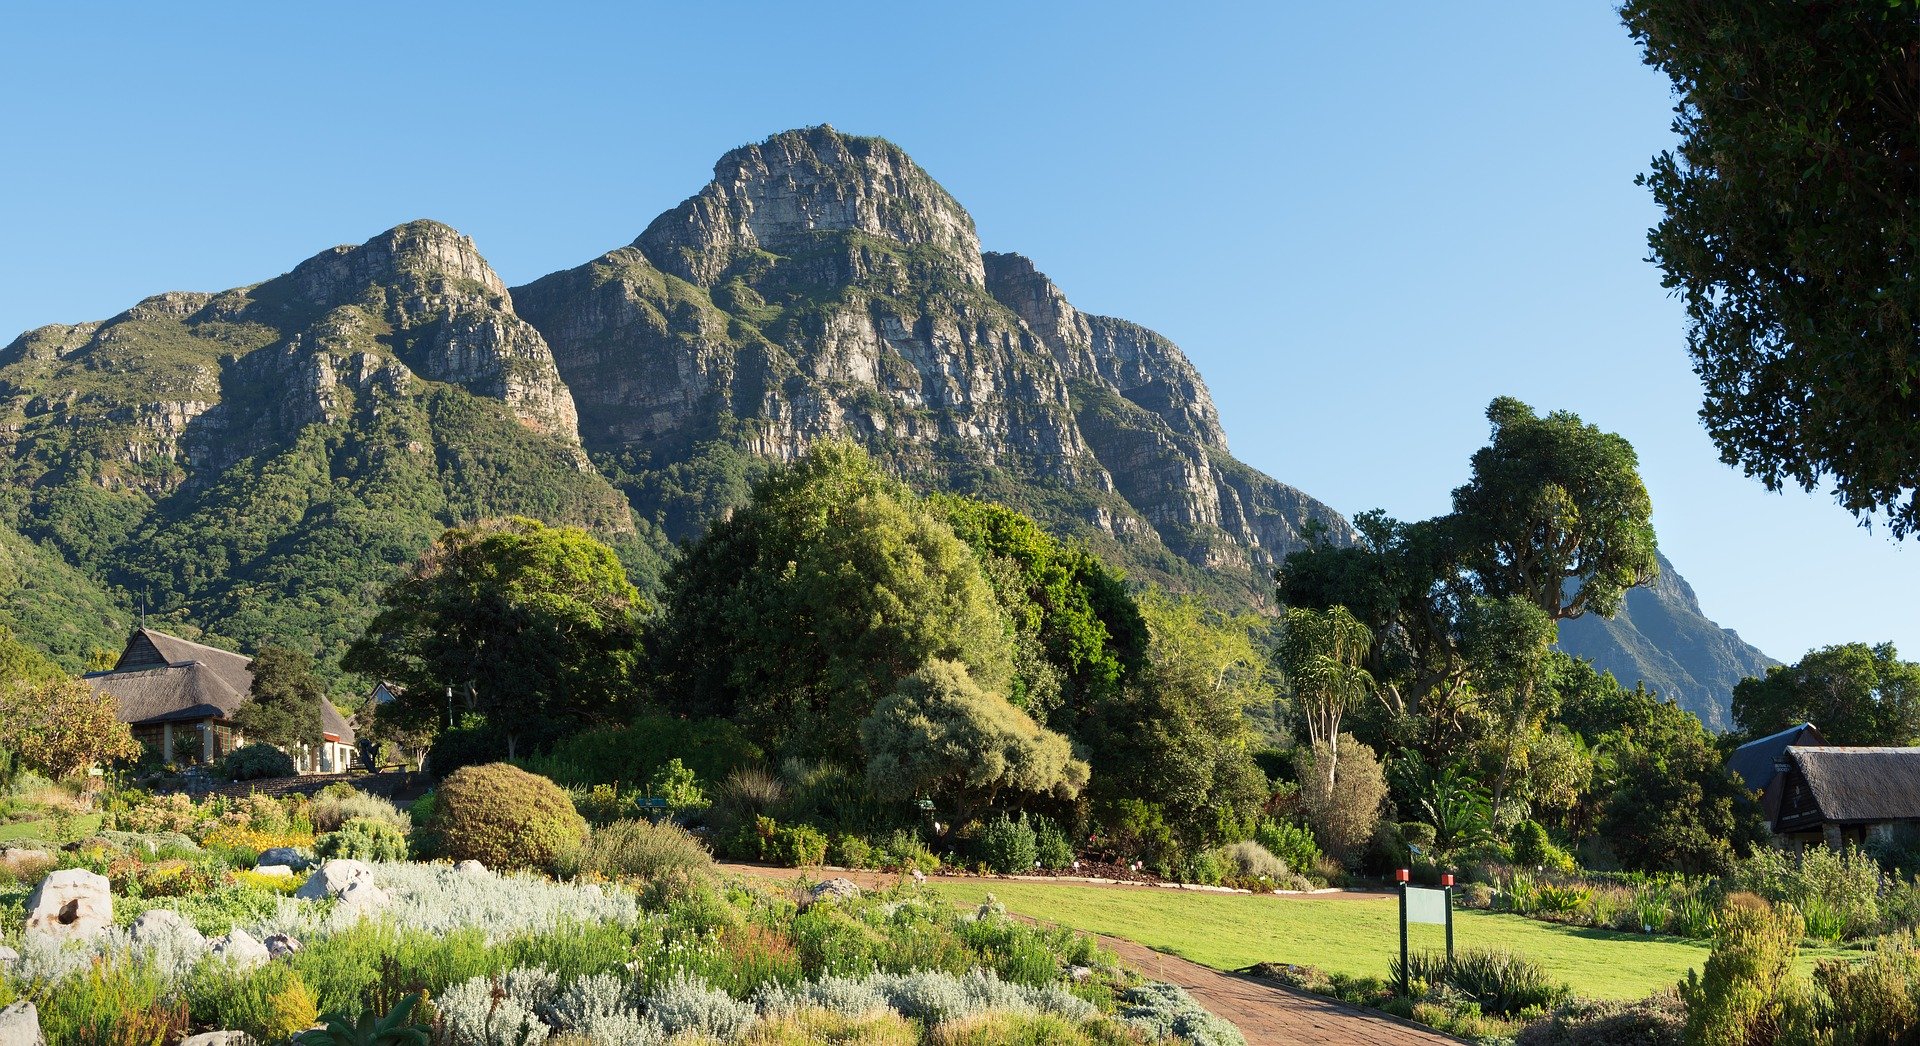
[
  {"x1": 522, "y1": 713, "x2": 762, "y2": 789},
  {"x1": 222, "y1": 743, "x2": 294, "y2": 781},
  {"x1": 1679, "y1": 893, "x2": 1805, "y2": 1045},
  {"x1": 709, "y1": 767, "x2": 787, "y2": 839},
  {"x1": 310, "y1": 790, "x2": 410, "y2": 833},
  {"x1": 1031, "y1": 818, "x2": 1074, "y2": 871},
  {"x1": 766, "y1": 823, "x2": 829, "y2": 867},
  {"x1": 975, "y1": 815, "x2": 1038, "y2": 874},
  {"x1": 563, "y1": 818, "x2": 714, "y2": 888},
  {"x1": 189, "y1": 962, "x2": 320, "y2": 1042},
  {"x1": 827, "y1": 833, "x2": 875, "y2": 869},
  {"x1": 1514, "y1": 993, "x2": 1685, "y2": 1046},
  {"x1": 1217, "y1": 840, "x2": 1290, "y2": 882},
  {"x1": 1119, "y1": 982, "x2": 1247, "y2": 1046},
  {"x1": 1293, "y1": 735, "x2": 1388, "y2": 868},
  {"x1": 877, "y1": 830, "x2": 940, "y2": 874},
  {"x1": 646, "y1": 757, "x2": 709, "y2": 813},
  {"x1": 1443, "y1": 949, "x2": 1570, "y2": 1016},
  {"x1": 1253, "y1": 819, "x2": 1322, "y2": 878},
  {"x1": 316, "y1": 817, "x2": 411, "y2": 862},
  {"x1": 569, "y1": 782, "x2": 631, "y2": 825},
  {"x1": 431, "y1": 763, "x2": 588, "y2": 872},
  {"x1": 1802, "y1": 932, "x2": 1920, "y2": 1044},
  {"x1": 1737, "y1": 843, "x2": 1884, "y2": 940}
]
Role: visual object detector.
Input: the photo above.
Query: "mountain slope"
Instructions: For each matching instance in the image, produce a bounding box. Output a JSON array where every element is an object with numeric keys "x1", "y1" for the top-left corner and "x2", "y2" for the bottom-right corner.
[
  {"x1": 0, "y1": 222, "x2": 643, "y2": 687},
  {"x1": 1557, "y1": 552, "x2": 1778, "y2": 729},
  {"x1": 514, "y1": 126, "x2": 1352, "y2": 605}
]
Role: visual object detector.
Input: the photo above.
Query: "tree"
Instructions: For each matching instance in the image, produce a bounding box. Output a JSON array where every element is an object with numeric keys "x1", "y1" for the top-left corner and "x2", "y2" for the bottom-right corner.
[
  {"x1": 1078, "y1": 593, "x2": 1273, "y2": 848},
  {"x1": 0, "y1": 676, "x2": 138, "y2": 778},
  {"x1": 344, "y1": 518, "x2": 642, "y2": 754},
  {"x1": 860, "y1": 659, "x2": 1088, "y2": 824},
  {"x1": 1277, "y1": 605, "x2": 1374, "y2": 785},
  {"x1": 649, "y1": 442, "x2": 1016, "y2": 757},
  {"x1": 1294, "y1": 733, "x2": 1388, "y2": 867},
  {"x1": 1450, "y1": 398, "x2": 1658, "y2": 621},
  {"x1": 237, "y1": 646, "x2": 324, "y2": 752},
  {"x1": 1733, "y1": 642, "x2": 1920, "y2": 746},
  {"x1": 1623, "y1": 1, "x2": 1919, "y2": 537},
  {"x1": 1460, "y1": 595, "x2": 1559, "y2": 814}
]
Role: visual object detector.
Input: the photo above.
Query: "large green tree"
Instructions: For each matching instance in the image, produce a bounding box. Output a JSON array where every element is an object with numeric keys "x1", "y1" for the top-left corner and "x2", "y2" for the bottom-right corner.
[
  {"x1": 1277, "y1": 605, "x2": 1374, "y2": 783},
  {"x1": 1733, "y1": 642, "x2": 1920, "y2": 746},
  {"x1": 1623, "y1": 0, "x2": 1919, "y2": 537},
  {"x1": 648, "y1": 442, "x2": 1016, "y2": 757},
  {"x1": 344, "y1": 517, "x2": 642, "y2": 753},
  {"x1": 237, "y1": 646, "x2": 325, "y2": 752},
  {"x1": 1460, "y1": 595, "x2": 1559, "y2": 813}
]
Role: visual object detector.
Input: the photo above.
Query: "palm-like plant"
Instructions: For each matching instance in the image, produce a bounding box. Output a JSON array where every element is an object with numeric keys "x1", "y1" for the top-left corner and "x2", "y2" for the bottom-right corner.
[{"x1": 299, "y1": 995, "x2": 428, "y2": 1046}]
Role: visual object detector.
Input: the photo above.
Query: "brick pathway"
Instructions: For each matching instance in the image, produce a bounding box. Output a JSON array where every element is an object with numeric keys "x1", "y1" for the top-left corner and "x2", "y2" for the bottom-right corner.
[{"x1": 717, "y1": 863, "x2": 1458, "y2": 1046}]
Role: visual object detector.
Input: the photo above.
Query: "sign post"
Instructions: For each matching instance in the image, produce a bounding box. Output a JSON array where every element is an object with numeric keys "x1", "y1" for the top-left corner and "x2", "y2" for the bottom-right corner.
[{"x1": 1395, "y1": 869, "x2": 1456, "y2": 994}]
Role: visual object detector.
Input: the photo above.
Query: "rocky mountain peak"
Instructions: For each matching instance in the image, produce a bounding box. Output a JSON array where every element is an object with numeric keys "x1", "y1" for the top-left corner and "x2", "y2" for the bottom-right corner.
[
  {"x1": 636, "y1": 126, "x2": 985, "y2": 285},
  {"x1": 283, "y1": 220, "x2": 508, "y2": 310}
]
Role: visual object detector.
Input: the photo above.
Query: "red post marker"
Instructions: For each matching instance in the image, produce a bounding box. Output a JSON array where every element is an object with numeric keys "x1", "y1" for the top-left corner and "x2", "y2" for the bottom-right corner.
[
  {"x1": 1395, "y1": 868, "x2": 1410, "y2": 883},
  {"x1": 1441, "y1": 873, "x2": 1455, "y2": 887}
]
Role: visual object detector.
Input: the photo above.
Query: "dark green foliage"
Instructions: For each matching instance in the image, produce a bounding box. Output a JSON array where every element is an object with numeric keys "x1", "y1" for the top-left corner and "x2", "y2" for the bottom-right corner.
[
  {"x1": 346, "y1": 518, "x2": 643, "y2": 749},
  {"x1": 1733, "y1": 642, "x2": 1920, "y2": 746},
  {"x1": 649, "y1": 442, "x2": 1017, "y2": 758},
  {"x1": 222, "y1": 743, "x2": 294, "y2": 781},
  {"x1": 423, "y1": 721, "x2": 506, "y2": 780},
  {"x1": 1393, "y1": 948, "x2": 1571, "y2": 1017},
  {"x1": 303, "y1": 995, "x2": 429, "y2": 1046},
  {"x1": 764, "y1": 822, "x2": 828, "y2": 867},
  {"x1": 237, "y1": 645, "x2": 325, "y2": 751},
  {"x1": 975, "y1": 814, "x2": 1039, "y2": 874},
  {"x1": 1623, "y1": 0, "x2": 1920, "y2": 536},
  {"x1": 1252, "y1": 820, "x2": 1322, "y2": 877},
  {"x1": 1032, "y1": 815, "x2": 1075, "y2": 870},
  {"x1": 522, "y1": 713, "x2": 761, "y2": 790}
]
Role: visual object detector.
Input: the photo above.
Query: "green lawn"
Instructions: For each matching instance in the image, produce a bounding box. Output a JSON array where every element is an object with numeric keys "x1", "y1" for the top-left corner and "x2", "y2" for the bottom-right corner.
[
  {"x1": 932, "y1": 880, "x2": 1852, "y2": 1001},
  {"x1": 0, "y1": 812, "x2": 101, "y2": 842}
]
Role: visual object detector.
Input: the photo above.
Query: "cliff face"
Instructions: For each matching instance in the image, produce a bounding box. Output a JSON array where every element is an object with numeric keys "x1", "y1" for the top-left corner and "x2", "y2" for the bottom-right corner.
[
  {"x1": 0, "y1": 222, "x2": 635, "y2": 679},
  {"x1": 1558, "y1": 552, "x2": 1779, "y2": 730},
  {"x1": 515, "y1": 125, "x2": 1352, "y2": 602}
]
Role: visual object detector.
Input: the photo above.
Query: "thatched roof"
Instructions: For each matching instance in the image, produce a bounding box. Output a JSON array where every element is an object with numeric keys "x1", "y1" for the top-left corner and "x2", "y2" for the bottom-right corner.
[
  {"x1": 85, "y1": 628, "x2": 354, "y2": 744},
  {"x1": 1729, "y1": 722, "x2": 1825, "y2": 793},
  {"x1": 1789, "y1": 746, "x2": 1920, "y2": 824}
]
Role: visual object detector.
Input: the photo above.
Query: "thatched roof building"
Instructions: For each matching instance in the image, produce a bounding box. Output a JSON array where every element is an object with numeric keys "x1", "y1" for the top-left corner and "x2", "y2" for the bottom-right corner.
[{"x1": 1768, "y1": 744, "x2": 1920, "y2": 849}]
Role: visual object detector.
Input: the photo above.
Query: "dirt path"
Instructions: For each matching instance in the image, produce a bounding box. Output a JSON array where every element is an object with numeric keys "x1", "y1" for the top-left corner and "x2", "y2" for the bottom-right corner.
[{"x1": 718, "y1": 863, "x2": 1458, "y2": 1046}]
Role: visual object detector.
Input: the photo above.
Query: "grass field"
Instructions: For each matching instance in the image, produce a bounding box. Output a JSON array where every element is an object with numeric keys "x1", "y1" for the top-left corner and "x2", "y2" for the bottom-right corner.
[
  {"x1": 931, "y1": 880, "x2": 1853, "y2": 1000},
  {"x1": 0, "y1": 812, "x2": 101, "y2": 841}
]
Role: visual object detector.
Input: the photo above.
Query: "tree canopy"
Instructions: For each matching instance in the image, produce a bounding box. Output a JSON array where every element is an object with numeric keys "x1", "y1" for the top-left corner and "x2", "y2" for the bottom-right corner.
[
  {"x1": 344, "y1": 517, "x2": 642, "y2": 751},
  {"x1": 237, "y1": 646, "x2": 325, "y2": 752},
  {"x1": 1623, "y1": 0, "x2": 1920, "y2": 536},
  {"x1": 0, "y1": 676, "x2": 138, "y2": 778},
  {"x1": 1733, "y1": 642, "x2": 1920, "y2": 747}
]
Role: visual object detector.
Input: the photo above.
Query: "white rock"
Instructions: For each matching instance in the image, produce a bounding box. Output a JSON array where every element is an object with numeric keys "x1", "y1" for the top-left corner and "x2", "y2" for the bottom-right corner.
[
  {"x1": 250, "y1": 864, "x2": 294, "y2": 878},
  {"x1": 129, "y1": 909, "x2": 205, "y2": 950},
  {"x1": 454, "y1": 859, "x2": 487, "y2": 875},
  {"x1": 180, "y1": 1033, "x2": 255, "y2": 1046},
  {"x1": 0, "y1": 946, "x2": 16, "y2": 968},
  {"x1": 294, "y1": 858, "x2": 374, "y2": 901},
  {"x1": 209, "y1": 928, "x2": 270, "y2": 969},
  {"x1": 23, "y1": 868, "x2": 111, "y2": 938},
  {"x1": 808, "y1": 877, "x2": 863, "y2": 904},
  {"x1": 334, "y1": 878, "x2": 389, "y2": 913},
  {"x1": 0, "y1": 1001, "x2": 39, "y2": 1046}
]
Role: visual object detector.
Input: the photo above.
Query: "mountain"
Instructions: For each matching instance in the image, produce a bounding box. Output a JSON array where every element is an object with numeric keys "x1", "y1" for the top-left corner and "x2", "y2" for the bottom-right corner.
[
  {"x1": 0, "y1": 222, "x2": 642, "y2": 682},
  {"x1": 512, "y1": 126, "x2": 1351, "y2": 604},
  {"x1": 0, "y1": 124, "x2": 1772, "y2": 723},
  {"x1": 1557, "y1": 552, "x2": 1778, "y2": 730}
]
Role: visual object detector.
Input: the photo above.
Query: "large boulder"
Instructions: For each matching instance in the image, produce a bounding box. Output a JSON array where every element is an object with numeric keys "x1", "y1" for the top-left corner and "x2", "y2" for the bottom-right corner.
[
  {"x1": 808, "y1": 878, "x2": 863, "y2": 906},
  {"x1": 0, "y1": 1001, "x2": 39, "y2": 1046},
  {"x1": 454, "y1": 859, "x2": 487, "y2": 875},
  {"x1": 208, "y1": 928, "x2": 270, "y2": 969},
  {"x1": 293, "y1": 859, "x2": 373, "y2": 900},
  {"x1": 180, "y1": 1033, "x2": 255, "y2": 1046},
  {"x1": 23, "y1": 869, "x2": 111, "y2": 938},
  {"x1": 256, "y1": 847, "x2": 313, "y2": 871},
  {"x1": 250, "y1": 864, "x2": 294, "y2": 878}
]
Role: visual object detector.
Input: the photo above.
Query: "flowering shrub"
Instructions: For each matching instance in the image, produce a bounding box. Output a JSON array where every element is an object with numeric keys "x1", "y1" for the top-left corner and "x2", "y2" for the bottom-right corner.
[{"x1": 199, "y1": 824, "x2": 316, "y2": 854}]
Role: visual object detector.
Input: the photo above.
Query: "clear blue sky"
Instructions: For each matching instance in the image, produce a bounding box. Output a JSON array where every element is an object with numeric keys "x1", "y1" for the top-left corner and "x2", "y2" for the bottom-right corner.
[{"x1": 3, "y1": 1, "x2": 1912, "y2": 661}]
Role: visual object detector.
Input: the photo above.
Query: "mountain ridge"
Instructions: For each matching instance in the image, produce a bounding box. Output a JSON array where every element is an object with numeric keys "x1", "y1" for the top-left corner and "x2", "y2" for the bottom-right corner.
[{"x1": 0, "y1": 125, "x2": 1774, "y2": 726}]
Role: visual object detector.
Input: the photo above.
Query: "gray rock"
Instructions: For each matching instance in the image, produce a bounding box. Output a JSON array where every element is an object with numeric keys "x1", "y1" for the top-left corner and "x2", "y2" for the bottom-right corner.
[
  {"x1": 294, "y1": 858, "x2": 374, "y2": 901},
  {"x1": 1068, "y1": 965, "x2": 1093, "y2": 982},
  {"x1": 0, "y1": 848, "x2": 50, "y2": 868},
  {"x1": 334, "y1": 878, "x2": 390, "y2": 913},
  {"x1": 910, "y1": 868, "x2": 927, "y2": 884},
  {"x1": 0, "y1": 1001, "x2": 39, "y2": 1046},
  {"x1": 208, "y1": 928, "x2": 270, "y2": 969},
  {"x1": 180, "y1": 1033, "x2": 255, "y2": 1046},
  {"x1": 454, "y1": 859, "x2": 487, "y2": 875},
  {"x1": 129, "y1": 908, "x2": 206, "y2": 950},
  {"x1": 250, "y1": 864, "x2": 295, "y2": 878},
  {"x1": 256, "y1": 847, "x2": 312, "y2": 871},
  {"x1": 0, "y1": 946, "x2": 17, "y2": 969},
  {"x1": 23, "y1": 868, "x2": 111, "y2": 938},
  {"x1": 264, "y1": 933, "x2": 301, "y2": 958},
  {"x1": 807, "y1": 877, "x2": 862, "y2": 905}
]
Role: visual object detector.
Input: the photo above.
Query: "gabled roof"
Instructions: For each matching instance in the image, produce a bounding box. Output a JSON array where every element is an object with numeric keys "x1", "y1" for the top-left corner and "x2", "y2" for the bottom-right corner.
[
  {"x1": 321, "y1": 697, "x2": 355, "y2": 746},
  {"x1": 1728, "y1": 722, "x2": 1825, "y2": 793},
  {"x1": 86, "y1": 627, "x2": 354, "y2": 744},
  {"x1": 1788, "y1": 746, "x2": 1920, "y2": 824}
]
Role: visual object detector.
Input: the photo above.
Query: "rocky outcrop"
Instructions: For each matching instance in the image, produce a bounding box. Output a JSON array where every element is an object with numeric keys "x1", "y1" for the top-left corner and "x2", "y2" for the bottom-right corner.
[
  {"x1": 517, "y1": 126, "x2": 1351, "y2": 602},
  {"x1": 23, "y1": 868, "x2": 110, "y2": 938}
]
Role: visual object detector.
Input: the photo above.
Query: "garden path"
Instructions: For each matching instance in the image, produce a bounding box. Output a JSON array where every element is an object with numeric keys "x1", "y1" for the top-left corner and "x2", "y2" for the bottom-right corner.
[{"x1": 718, "y1": 863, "x2": 1459, "y2": 1046}]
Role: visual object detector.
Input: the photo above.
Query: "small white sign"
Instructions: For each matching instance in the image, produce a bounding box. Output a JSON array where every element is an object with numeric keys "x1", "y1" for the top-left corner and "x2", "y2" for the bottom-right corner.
[{"x1": 1406, "y1": 886, "x2": 1449, "y2": 925}]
